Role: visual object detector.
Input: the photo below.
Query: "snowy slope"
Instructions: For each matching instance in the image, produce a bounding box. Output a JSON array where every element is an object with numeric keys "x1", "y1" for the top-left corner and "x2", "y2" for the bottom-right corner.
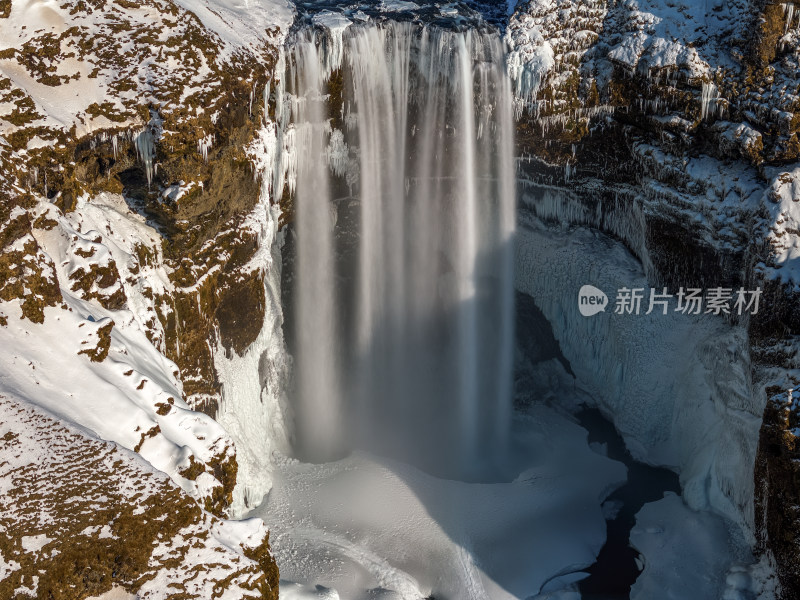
[
  {"x1": 0, "y1": 0, "x2": 293, "y2": 140},
  {"x1": 0, "y1": 192, "x2": 241, "y2": 507},
  {"x1": 0, "y1": 395, "x2": 275, "y2": 599}
]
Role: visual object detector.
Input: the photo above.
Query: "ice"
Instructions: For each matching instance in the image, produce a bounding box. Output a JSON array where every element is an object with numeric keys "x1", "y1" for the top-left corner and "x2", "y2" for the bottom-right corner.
[
  {"x1": 310, "y1": 11, "x2": 352, "y2": 74},
  {"x1": 215, "y1": 196, "x2": 293, "y2": 517},
  {"x1": 325, "y1": 128, "x2": 348, "y2": 178},
  {"x1": 135, "y1": 126, "x2": 156, "y2": 186},
  {"x1": 755, "y1": 166, "x2": 800, "y2": 290},
  {"x1": 197, "y1": 133, "x2": 213, "y2": 162},
  {"x1": 504, "y1": 22, "x2": 555, "y2": 117},
  {"x1": 630, "y1": 493, "x2": 738, "y2": 600},
  {"x1": 515, "y1": 213, "x2": 763, "y2": 541},
  {"x1": 701, "y1": 81, "x2": 719, "y2": 120},
  {"x1": 255, "y1": 405, "x2": 627, "y2": 600}
]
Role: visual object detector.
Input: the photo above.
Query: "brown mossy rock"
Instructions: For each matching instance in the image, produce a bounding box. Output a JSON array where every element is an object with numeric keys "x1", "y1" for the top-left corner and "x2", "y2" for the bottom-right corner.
[
  {"x1": 3, "y1": 77, "x2": 273, "y2": 412},
  {"x1": 754, "y1": 385, "x2": 800, "y2": 596},
  {"x1": 0, "y1": 397, "x2": 278, "y2": 599},
  {"x1": 0, "y1": 196, "x2": 63, "y2": 323},
  {"x1": 746, "y1": 1, "x2": 787, "y2": 69},
  {"x1": 78, "y1": 320, "x2": 114, "y2": 363},
  {"x1": 216, "y1": 272, "x2": 267, "y2": 356},
  {"x1": 69, "y1": 261, "x2": 127, "y2": 311},
  {"x1": 153, "y1": 213, "x2": 267, "y2": 410},
  {"x1": 205, "y1": 449, "x2": 239, "y2": 516},
  {"x1": 244, "y1": 532, "x2": 281, "y2": 600},
  {"x1": 0, "y1": 0, "x2": 282, "y2": 414}
]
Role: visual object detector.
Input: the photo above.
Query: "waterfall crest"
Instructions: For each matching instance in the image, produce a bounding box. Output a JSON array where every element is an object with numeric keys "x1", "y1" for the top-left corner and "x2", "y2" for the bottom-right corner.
[{"x1": 283, "y1": 20, "x2": 516, "y2": 476}]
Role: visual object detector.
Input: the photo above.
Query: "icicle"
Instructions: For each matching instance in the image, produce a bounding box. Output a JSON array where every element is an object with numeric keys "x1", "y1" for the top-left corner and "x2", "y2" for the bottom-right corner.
[
  {"x1": 325, "y1": 129, "x2": 348, "y2": 177},
  {"x1": 135, "y1": 128, "x2": 156, "y2": 186},
  {"x1": 700, "y1": 81, "x2": 718, "y2": 120},
  {"x1": 197, "y1": 134, "x2": 214, "y2": 162}
]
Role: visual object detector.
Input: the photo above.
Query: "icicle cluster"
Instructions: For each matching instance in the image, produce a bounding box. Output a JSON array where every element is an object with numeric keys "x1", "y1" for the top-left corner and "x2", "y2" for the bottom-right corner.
[
  {"x1": 197, "y1": 134, "x2": 214, "y2": 162},
  {"x1": 700, "y1": 81, "x2": 718, "y2": 120},
  {"x1": 325, "y1": 129, "x2": 349, "y2": 177},
  {"x1": 135, "y1": 128, "x2": 156, "y2": 186}
]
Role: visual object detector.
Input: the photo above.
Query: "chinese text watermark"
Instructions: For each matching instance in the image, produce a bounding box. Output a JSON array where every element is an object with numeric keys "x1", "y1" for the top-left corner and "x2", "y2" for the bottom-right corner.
[{"x1": 578, "y1": 285, "x2": 762, "y2": 317}]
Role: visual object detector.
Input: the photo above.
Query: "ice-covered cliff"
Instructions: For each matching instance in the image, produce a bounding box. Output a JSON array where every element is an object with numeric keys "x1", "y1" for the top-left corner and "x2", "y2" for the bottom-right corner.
[
  {"x1": 506, "y1": 0, "x2": 800, "y2": 596},
  {"x1": 2, "y1": 0, "x2": 800, "y2": 598}
]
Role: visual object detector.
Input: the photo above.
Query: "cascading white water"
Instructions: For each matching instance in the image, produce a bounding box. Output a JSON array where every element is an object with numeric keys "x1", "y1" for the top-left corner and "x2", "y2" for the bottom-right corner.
[{"x1": 284, "y1": 20, "x2": 516, "y2": 476}]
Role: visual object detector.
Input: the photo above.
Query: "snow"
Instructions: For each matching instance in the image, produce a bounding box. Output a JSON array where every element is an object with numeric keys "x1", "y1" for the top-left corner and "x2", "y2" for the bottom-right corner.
[
  {"x1": 756, "y1": 165, "x2": 800, "y2": 290},
  {"x1": 254, "y1": 405, "x2": 626, "y2": 600},
  {"x1": 87, "y1": 587, "x2": 138, "y2": 600},
  {"x1": 0, "y1": 0, "x2": 295, "y2": 144},
  {"x1": 0, "y1": 193, "x2": 236, "y2": 506},
  {"x1": 312, "y1": 10, "x2": 353, "y2": 31},
  {"x1": 0, "y1": 396, "x2": 273, "y2": 599},
  {"x1": 20, "y1": 534, "x2": 51, "y2": 553},
  {"x1": 378, "y1": 0, "x2": 419, "y2": 12},
  {"x1": 0, "y1": 552, "x2": 21, "y2": 583},
  {"x1": 504, "y1": 0, "x2": 750, "y2": 115},
  {"x1": 629, "y1": 492, "x2": 759, "y2": 600},
  {"x1": 161, "y1": 180, "x2": 202, "y2": 204},
  {"x1": 171, "y1": 0, "x2": 294, "y2": 59},
  {"x1": 515, "y1": 211, "x2": 763, "y2": 543}
]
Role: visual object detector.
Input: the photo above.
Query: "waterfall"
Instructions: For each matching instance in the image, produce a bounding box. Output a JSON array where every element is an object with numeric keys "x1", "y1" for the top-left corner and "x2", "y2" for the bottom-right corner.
[{"x1": 283, "y1": 20, "x2": 516, "y2": 477}]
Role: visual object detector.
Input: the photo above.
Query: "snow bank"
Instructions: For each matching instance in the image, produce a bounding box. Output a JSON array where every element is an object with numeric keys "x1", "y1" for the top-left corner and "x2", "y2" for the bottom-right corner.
[
  {"x1": 757, "y1": 165, "x2": 800, "y2": 290},
  {"x1": 256, "y1": 405, "x2": 626, "y2": 600},
  {"x1": 629, "y1": 492, "x2": 780, "y2": 600},
  {"x1": 515, "y1": 214, "x2": 763, "y2": 541},
  {"x1": 0, "y1": 193, "x2": 235, "y2": 506}
]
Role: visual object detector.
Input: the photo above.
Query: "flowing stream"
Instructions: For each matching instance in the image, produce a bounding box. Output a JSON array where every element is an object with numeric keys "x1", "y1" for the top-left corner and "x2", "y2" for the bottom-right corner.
[{"x1": 576, "y1": 408, "x2": 681, "y2": 599}]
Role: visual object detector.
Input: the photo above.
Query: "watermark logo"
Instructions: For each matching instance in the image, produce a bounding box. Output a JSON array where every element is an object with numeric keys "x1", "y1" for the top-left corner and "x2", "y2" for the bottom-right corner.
[
  {"x1": 578, "y1": 285, "x2": 609, "y2": 316},
  {"x1": 578, "y1": 285, "x2": 762, "y2": 317}
]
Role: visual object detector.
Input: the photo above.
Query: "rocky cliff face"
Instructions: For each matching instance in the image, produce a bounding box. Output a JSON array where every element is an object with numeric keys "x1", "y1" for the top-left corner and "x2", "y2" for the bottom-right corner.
[
  {"x1": 0, "y1": 0, "x2": 292, "y2": 596},
  {"x1": 3, "y1": 0, "x2": 800, "y2": 597},
  {"x1": 506, "y1": 0, "x2": 800, "y2": 595}
]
